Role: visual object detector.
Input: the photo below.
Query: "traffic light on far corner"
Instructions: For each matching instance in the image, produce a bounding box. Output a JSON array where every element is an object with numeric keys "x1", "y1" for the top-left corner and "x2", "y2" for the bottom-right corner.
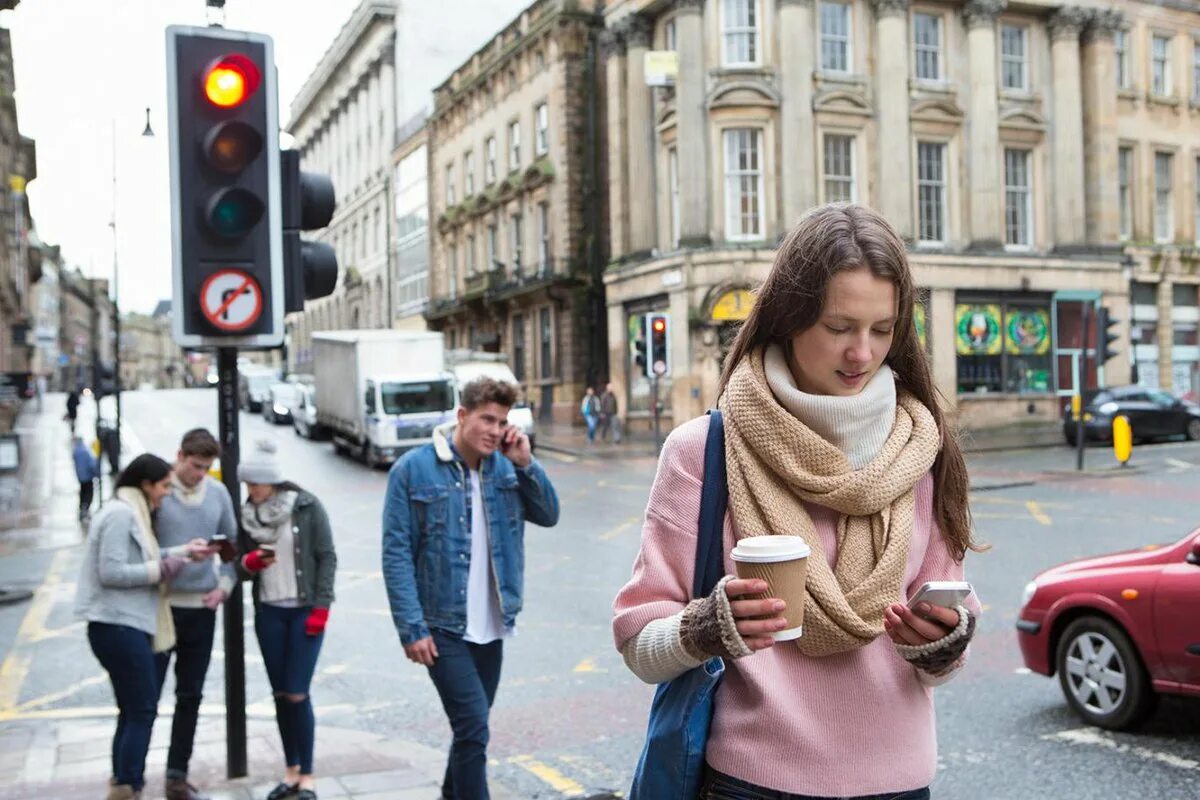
[
  {"x1": 646, "y1": 312, "x2": 671, "y2": 379},
  {"x1": 167, "y1": 26, "x2": 283, "y2": 348},
  {"x1": 1097, "y1": 305, "x2": 1120, "y2": 366},
  {"x1": 280, "y1": 149, "x2": 338, "y2": 313}
]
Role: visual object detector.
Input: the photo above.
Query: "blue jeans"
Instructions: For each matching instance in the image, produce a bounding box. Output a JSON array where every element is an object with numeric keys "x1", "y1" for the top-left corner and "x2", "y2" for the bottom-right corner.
[
  {"x1": 426, "y1": 629, "x2": 504, "y2": 800},
  {"x1": 88, "y1": 622, "x2": 160, "y2": 791},
  {"x1": 584, "y1": 414, "x2": 598, "y2": 442},
  {"x1": 254, "y1": 604, "x2": 324, "y2": 775},
  {"x1": 702, "y1": 767, "x2": 932, "y2": 800},
  {"x1": 155, "y1": 607, "x2": 216, "y2": 778}
]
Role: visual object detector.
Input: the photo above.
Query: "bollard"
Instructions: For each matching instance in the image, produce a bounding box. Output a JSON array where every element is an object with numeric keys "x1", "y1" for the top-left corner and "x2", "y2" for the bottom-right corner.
[{"x1": 1112, "y1": 415, "x2": 1132, "y2": 466}]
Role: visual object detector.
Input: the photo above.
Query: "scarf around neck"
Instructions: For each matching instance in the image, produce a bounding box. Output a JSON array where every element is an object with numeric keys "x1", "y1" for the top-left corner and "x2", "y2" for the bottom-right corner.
[
  {"x1": 115, "y1": 486, "x2": 176, "y2": 653},
  {"x1": 170, "y1": 471, "x2": 209, "y2": 507},
  {"x1": 720, "y1": 348, "x2": 941, "y2": 657},
  {"x1": 241, "y1": 490, "x2": 298, "y2": 544}
]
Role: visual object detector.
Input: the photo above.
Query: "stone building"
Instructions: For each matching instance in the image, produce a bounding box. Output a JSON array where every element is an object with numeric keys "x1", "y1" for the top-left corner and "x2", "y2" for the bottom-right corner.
[
  {"x1": 601, "y1": 0, "x2": 1200, "y2": 433},
  {"x1": 29, "y1": 243, "x2": 60, "y2": 388},
  {"x1": 392, "y1": 110, "x2": 430, "y2": 330},
  {"x1": 120, "y1": 302, "x2": 185, "y2": 390},
  {"x1": 424, "y1": 0, "x2": 606, "y2": 422},
  {"x1": 286, "y1": 0, "x2": 401, "y2": 373},
  {"x1": 57, "y1": 269, "x2": 114, "y2": 393},
  {"x1": 0, "y1": 24, "x2": 38, "y2": 380}
]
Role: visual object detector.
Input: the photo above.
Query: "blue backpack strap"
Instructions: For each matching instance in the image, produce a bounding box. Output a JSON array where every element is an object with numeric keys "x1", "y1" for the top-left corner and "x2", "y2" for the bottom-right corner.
[{"x1": 693, "y1": 410, "x2": 728, "y2": 599}]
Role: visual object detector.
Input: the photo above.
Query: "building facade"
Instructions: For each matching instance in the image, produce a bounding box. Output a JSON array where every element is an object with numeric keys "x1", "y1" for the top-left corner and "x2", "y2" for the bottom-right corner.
[
  {"x1": 57, "y1": 269, "x2": 114, "y2": 393},
  {"x1": 120, "y1": 304, "x2": 185, "y2": 391},
  {"x1": 29, "y1": 243, "x2": 60, "y2": 387},
  {"x1": 602, "y1": 0, "x2": 1199, "y2": 432},
  {"x1": 424, "y1": 0, "x2": 606, "y2": 422},
  {"x1": 286, "y1": 0, "x2": 400, "y2": 374},
  {"x1": 392, "y1": 110, "x2": 430, "y2": 329}
]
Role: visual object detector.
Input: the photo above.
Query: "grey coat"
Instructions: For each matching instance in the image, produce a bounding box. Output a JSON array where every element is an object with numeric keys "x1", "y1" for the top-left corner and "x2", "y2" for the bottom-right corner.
[{"x1": 74, "y1": 500, "x2": 163, "y2": 636}]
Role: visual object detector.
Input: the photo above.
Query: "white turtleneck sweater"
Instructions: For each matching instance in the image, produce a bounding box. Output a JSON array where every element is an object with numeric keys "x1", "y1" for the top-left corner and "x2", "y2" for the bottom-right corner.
[{"x1": 762, "y1": 343, "x2": 897, "y2": 469}]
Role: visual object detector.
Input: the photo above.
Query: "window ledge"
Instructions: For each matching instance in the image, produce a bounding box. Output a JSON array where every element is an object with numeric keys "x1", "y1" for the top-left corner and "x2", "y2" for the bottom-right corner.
[
  {"x1": 716, "y1": 64, "x2": 770, "y2": 76},
  {"x1": 999, "y1": 88, "x2": 1041, "y2": 104},
  {"x1": 1117, "y1": 88, "x2": 1138, "y2": 101},
  {"x1": 814, "y1": 70, "x2": 867, "y2": 87},
  {"x1": 909, "y1": 78, "x2": 955, "y2": 95},
  {"x1": 957, "y1": 391, "x2": 1057, "y2": 402},
  {"x1": 1148, "y1": 93, "x2": 1180, "y2": 107}
]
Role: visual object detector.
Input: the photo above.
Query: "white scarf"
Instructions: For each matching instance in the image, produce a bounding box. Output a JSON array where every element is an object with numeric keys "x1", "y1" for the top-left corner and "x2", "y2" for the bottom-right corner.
[
  {"x1": 115, "y1": 486, "x2": 176, "y2": 653},
  {"x1": 764, "y1": 344, "x2": 898, "y2": 469},
  {"x1": 170, "y1": 471, "x2": 209, "y2": 507}
]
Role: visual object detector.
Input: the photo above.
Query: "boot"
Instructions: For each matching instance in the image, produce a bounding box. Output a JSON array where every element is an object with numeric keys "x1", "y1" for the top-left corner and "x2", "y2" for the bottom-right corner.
[
  {"x1": 104, "y1": 784, "x2": 136, "y2": 800},
  {"x1": 166, "y1": 776, "x2": 211, "y2": 800}
]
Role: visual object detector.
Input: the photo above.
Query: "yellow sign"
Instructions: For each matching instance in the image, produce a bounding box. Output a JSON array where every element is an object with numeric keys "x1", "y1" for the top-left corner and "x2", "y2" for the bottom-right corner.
[
  {"x1": 711, "y1": 289, "x2": 754, "y2": 322},
  {"x1": 8, "y1": 175, "x2": 25, "y2": 193},
  {"x1": 644, "y1": 50, "x2": 678, "y2": 87}
]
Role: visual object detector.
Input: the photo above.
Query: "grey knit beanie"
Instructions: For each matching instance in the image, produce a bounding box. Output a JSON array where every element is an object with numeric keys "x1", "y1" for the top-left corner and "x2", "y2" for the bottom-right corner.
[{"x1": 238, "y1": 439, "x2": 283, "y2": 485}]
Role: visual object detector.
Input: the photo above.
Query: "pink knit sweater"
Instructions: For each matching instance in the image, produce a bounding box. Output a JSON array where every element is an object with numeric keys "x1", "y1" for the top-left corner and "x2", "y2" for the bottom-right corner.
[{"x1": 613, "y1": 415, "x2": 981, "y2": 797}]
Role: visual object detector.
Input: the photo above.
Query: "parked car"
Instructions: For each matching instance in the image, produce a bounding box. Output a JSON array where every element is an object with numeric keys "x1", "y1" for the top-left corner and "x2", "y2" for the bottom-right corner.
[
  {"x1": 238, "y1": 368, "x2": 276, "y2": 412},
  {"x1": 1062, "y1": 386, "x2": 1200, "y2": 445},
  {"x1": 290, "y1": 382, "x2": 326, "y2": 439},
  {"x1": 263, "y1": 382, "x2": 298, "y2": 425},
  {"x1": 1016, "y1": 526, "x2": 1200, "y2": 730}
]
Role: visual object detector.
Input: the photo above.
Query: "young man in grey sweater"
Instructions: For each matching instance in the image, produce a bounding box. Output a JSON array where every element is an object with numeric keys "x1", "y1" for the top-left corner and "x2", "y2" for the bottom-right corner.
[{"x1": 154, "y1": 428, "x2": 237, "y2": 800}]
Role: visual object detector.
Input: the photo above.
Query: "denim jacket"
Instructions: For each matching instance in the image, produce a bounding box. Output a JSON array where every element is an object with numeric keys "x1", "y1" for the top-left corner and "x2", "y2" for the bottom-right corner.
[{"x1": 382, "y1": 423, "x2": 560, "y2": 645}]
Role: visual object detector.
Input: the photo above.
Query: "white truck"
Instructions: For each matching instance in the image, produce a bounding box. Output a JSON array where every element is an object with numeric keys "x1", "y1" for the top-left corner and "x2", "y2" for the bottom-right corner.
[
  {"x1": 446, "y1": 350, "x2": 537, "y2": 450},
  {"x1": 313, "y1": 330, "x2": 456, "y2": 466}
]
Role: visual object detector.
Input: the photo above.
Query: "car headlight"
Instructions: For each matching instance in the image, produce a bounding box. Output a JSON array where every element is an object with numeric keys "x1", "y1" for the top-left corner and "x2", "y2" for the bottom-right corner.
[
  {"x1": 1098, "y1": 401, "x2": 1119, "y2": 415},
  {"x1": 273, "y1": 404, "x2": 288, "y2": 414},
  {"x1": 1021, "y1": 581, "x2": 1038, "y2": 607}
]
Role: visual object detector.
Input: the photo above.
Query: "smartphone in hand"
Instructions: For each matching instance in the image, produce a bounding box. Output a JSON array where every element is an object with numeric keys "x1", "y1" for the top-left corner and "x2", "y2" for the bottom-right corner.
[{"x1": 907, "y1": 581, "x2": 973, "y2": 612}]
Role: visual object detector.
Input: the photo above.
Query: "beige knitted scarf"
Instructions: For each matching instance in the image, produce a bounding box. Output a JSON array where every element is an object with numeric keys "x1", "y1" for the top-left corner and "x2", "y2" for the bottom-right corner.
[
  {"x1": 720, "y1": 349, "x2": 941, "y2": 657},
  {"x1": 115, "y1": 486, "x2": 176, "y2": 653}
]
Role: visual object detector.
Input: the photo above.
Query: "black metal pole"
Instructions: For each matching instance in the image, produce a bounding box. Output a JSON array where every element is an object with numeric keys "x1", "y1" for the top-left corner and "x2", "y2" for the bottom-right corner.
[
  {"x1": 1075, "y1": 303, "x2": 1091, "y2": 472},
  {"x1": 217, "y1": 347, "x2": 247, "y2": 778},
  {"x1": 91, "y1": 279, "x2": 104, "y2": 507},
  {"x1": 652, "y1": 375, "x2": 662, "y2": 453},
  {"x1": 113, "y1": 298, "x2": 122, "y2": 474}
]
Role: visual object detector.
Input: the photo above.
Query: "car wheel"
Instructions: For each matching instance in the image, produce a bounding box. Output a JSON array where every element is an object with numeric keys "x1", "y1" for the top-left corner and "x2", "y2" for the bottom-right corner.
[
  {"x1": 1056, "y1": 616, "x2": 1156, "y2": 730},
  {"x1": 1186, "y1": 418, "x2": 1200, "y2": 441}
]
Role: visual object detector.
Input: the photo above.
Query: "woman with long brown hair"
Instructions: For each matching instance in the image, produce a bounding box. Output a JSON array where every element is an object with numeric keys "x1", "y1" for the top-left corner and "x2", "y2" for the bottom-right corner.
[{"x1": 614, "y1": 204, "x2": 983, "y2": 799}]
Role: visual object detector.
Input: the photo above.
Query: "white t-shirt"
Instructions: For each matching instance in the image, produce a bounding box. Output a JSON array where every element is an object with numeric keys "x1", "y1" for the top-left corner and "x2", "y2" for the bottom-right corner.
[{"x1": 463, "y1": 469, "x2": 508, "y2": 644}]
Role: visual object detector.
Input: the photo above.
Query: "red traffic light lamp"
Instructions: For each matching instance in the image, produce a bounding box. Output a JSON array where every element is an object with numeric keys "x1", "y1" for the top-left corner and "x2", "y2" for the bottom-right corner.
[{"x1": 203, "y1": 54, "x2": 260, "y2": 108}]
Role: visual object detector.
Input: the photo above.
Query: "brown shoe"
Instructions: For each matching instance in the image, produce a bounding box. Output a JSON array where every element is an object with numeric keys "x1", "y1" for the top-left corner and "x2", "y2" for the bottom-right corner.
[
  {"x1": 105, "y1": 784, "x2": 136, "y2": 800},
  {"x1": 166, "y1": 777, "x2": 211, "y2": 800}
]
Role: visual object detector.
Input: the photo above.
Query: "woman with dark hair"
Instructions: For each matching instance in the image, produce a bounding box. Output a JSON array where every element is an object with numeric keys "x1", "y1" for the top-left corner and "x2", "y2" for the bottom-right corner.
[
  {"x1": 235, "y1": 440, "x2": 337, "y2": 800},
  {"x1": 614, "y1": 204, "x2": 984, "y2": 799},
  {"x1": 75, "y1": 454, "x2": 213, "y2": 800}
]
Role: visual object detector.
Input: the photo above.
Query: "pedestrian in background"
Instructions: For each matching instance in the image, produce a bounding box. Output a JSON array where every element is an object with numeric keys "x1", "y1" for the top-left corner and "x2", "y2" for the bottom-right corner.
[
  {"x1": 580, "y1": 386, "x2": 600, "y2": 444},
  {"x1": 74, "y1": 454, "x2": 212, "y2": 800},
  {"x1": 383, "y1": 377, "x2": 560, "y2": 800},
  {"x1": 613, "y1": 204, "x2": 983, "y2": 799},
  {"x1": 154, "y1": 429, "x2": 238, "y2": 800},
  {"x1": 72, "y1": 436, "x2": 99, "y2": 522},
  {"x1": 65, "y1": 387, "x2": 80, "y2": 433},
  {"x1": 599, "y1": 383, "x2": 622, "y2": 444},
  {"x1": 236, "y1": 440, "x2": 337, "y2": 800}
]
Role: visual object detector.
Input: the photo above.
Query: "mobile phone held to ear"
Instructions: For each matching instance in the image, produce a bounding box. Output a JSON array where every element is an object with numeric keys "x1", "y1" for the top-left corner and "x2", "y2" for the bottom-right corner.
[{"x1": 907, "y1": 580, "x2": 973, "y2": 611}]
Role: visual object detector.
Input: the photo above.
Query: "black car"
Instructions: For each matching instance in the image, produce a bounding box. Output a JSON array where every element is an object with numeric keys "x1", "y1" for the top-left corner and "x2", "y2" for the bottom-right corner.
[{"x1": 1063, "y1": 386, "x2": 1200, "y2": 445}]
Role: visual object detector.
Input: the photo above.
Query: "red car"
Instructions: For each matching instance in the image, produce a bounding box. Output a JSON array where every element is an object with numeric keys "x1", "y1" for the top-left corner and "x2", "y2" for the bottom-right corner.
[{"x1": 1016, "y1": 528, "x2": 1200, "y2": 730}]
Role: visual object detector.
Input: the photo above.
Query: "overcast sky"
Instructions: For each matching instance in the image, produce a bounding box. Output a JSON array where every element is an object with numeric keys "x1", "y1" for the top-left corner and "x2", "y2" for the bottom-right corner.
[{"x1": 4, "y1": 0, "x2": 527, "y2": 314}]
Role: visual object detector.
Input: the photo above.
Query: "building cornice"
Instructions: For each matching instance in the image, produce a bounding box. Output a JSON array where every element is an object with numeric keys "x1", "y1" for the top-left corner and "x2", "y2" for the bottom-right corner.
[
  {"x1": 1048, "y1": 6, "x2": 1089, "y2": 41},
  {"x1": 963, "y1": 0, "x2": 1007, "y2": 29},
  {"x1": 870, "y1": 0, "x2": 910, "y2": 19},
  {"x1": 1082, "y1": 8, "x2": 1124, "y2": 44}
]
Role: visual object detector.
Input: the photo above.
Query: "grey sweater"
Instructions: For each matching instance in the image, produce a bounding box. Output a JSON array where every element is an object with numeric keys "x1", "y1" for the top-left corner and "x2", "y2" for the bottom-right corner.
[
  {"x1": 74, "y1": 501, "x2": 166, "y2": 636},
  {"x1": 157, "y1": 477, "x2": 238, "y2": 607}
]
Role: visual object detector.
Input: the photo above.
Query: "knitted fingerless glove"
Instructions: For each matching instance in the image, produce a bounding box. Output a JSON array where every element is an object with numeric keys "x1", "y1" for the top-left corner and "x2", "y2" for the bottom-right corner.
[
  {"x1": 679, "y1": 575, "x2": 754, "y2": 662},
  {"x1": 894, "y1": 604, "x2": 976, "y2": 675}
]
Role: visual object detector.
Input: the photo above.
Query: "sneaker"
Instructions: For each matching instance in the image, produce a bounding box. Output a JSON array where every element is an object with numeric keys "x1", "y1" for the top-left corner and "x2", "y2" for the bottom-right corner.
[
  {"x1": 265, "y1": 783, "x2": 298, "y2": 800},
  {"x1": 296, "y1": 790, "x2": 317, "y2": 800},
  {"x1": 165, "y1": 777, "x2": 211, "y2": 800}
]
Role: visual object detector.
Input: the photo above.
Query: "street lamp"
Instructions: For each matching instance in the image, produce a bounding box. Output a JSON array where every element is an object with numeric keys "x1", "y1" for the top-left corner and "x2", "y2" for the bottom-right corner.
[{"x1": 107, "y1": 107, "x2": 155, "y2": 475}]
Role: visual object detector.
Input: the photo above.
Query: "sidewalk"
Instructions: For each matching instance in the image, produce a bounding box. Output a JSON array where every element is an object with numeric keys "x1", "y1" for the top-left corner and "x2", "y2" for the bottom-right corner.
[{"x1": 0, "y1": 398, "x2": 525, "y2": 800}]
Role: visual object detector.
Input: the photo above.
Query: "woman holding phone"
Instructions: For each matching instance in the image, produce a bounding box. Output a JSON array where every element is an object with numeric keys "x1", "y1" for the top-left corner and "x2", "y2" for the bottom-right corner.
[
  {"x1": 613, "y1": 204, "x2": 984, "y2": 799},
  {"x1": 74, "y1": 454, "x2": 212, "y2": 800},
  {"x1": 236, "y1": 440, "x2": 337, "y2": 800}
]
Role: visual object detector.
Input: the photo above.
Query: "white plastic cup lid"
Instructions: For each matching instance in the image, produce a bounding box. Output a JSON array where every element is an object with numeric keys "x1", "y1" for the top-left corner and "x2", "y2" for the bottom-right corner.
[{"x1": 730, "y1": 535, "x2": 811, "y2": 563}]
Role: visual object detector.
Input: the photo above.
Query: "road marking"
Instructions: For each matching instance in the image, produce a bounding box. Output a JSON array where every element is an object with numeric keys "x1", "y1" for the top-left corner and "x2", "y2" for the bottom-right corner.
[
  {"x1": 1025, "y1": 501, "x2": 1052, "y2": 526},
  {"x1": 1013, "y1": 667, "x2": 1032, "y2": 675},
  {"x1": 1041, "y1": 728, "x2": 1200, "y2": 771},
  {"x1": 0, "y1": 548, "x2": 72, "y2": 713},
  {"x1": 599, "y1": 514, "x2": 642, "y2": 542},
  {"x1": 1165, "y1": 458, "x2": 1195, "y2": 473},
  {"x1": 509, "y1": 754, "x2": 588, "y2": 795},
  {"x1": 540, "y1": 451, "x2": 578, "y2": 464},
  {"x1": 572, "y1": 657, "x2": 606, "y2": 673},
  {"x1": 13, "y1": 673, "x2": 109, "y2": 713}
]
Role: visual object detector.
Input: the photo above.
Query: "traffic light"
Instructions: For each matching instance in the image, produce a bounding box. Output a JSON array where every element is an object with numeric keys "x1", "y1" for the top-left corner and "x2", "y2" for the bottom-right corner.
[
  {"x1": 1097, "y1": 305, "x2": 1119, "y2": 365},
  {"x1": 167, "y1": 26, "x2": 282, "y2": 348},
  {"x1": 646, "y1": 312, "x2": 670, "y2": 378},
  {"x1": 280, "y1": 150, "x2": 338, "y2": 312}
]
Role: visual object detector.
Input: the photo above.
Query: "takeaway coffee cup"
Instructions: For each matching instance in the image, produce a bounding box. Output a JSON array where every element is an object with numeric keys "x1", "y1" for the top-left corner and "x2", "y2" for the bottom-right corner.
[{"x1": 730, "y1": 536, "x2": 811, "y2": 641}]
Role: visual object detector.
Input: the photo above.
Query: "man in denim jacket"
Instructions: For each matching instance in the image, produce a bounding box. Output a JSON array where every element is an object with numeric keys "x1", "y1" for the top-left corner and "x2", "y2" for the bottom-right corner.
[{"x1": 383, "y1": 376, "x2": 559, "y2": 800}]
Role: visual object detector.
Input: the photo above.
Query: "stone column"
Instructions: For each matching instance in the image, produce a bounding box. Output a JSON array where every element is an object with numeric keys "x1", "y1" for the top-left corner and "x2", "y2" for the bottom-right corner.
[
  {"x1": 963, "y1": 0, "x2": 1006, "y2": 248},
  {"x1": 674, "y1": 0, "x2": 710, "y2": 246},
  {"x1": 602, "y1": 29, "x2": 629, "y2": 260},
  {"x1": 870, "y1": 0, "x2": 913, "y2": 239},
  {"x1": 1081, "y1": 9, "x2": 1123, "y2": 245},
  {"x1": 624, "y1": 14, "x2": 657, "y2": 255},
  {"x1": 1049, "y1": 7, "x2": 1088, "y2": 248},
  {"x1": 778, "y1": 0, "x2": 817, "y2": 227}
]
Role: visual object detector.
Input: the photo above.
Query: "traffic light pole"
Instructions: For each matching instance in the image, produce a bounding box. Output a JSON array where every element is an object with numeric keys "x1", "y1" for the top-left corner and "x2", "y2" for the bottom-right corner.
[
  {"x1": 1075, "y1": 303, "x2": 1091, "y2": 472},
  {"x1": 652, "y1": 375, "x2": 662, "y2": 453},
  {"x1": 216, "y1": 347, "x2": 248, "y2": 778}
]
